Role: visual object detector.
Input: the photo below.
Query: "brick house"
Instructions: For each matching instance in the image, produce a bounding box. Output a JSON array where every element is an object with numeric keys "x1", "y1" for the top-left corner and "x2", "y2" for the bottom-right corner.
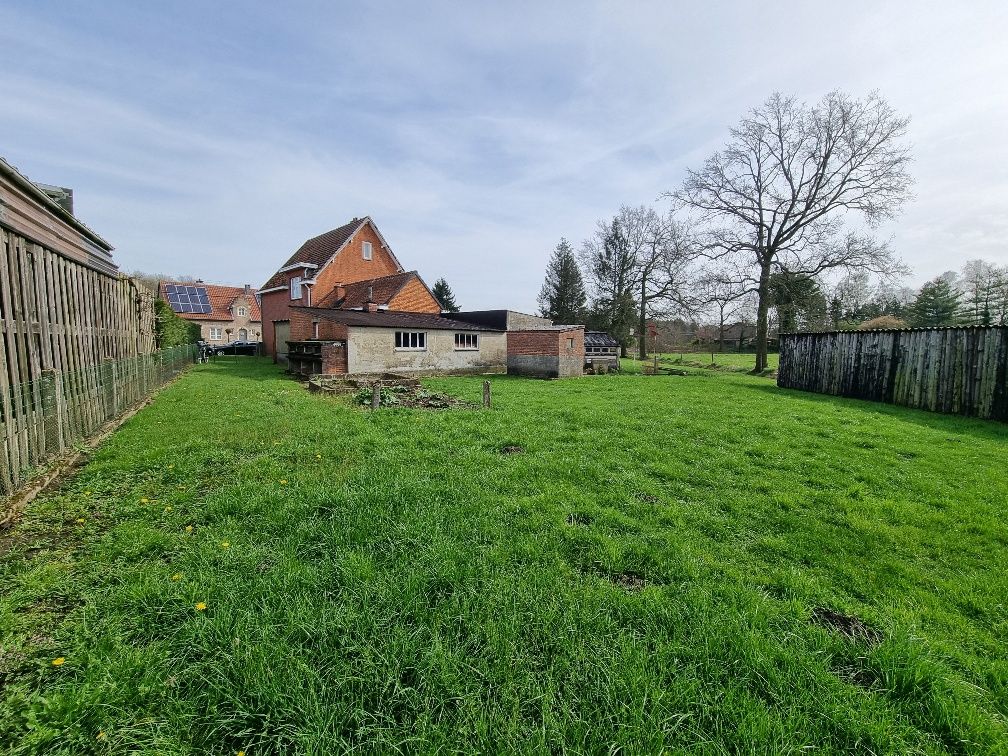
[
  {"x1": 258, "y1": 216, "x2": 443, "y2": 362},
  {"x1": 158, "y1": 281, "x2": 262, "y2": 344},
  {"x1": 261, "y1": 216, "x2": 507, "y2": 377}
]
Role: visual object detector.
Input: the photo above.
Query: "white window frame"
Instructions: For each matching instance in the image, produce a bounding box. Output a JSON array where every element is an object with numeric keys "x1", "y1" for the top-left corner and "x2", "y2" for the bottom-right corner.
[
  {"x1": 237, "y1": 306, "x2": 247, "y2": 317},
  {"x1": 394, "y1": 331, "x2": 427, "y2": 350},
  {"x1": 362, "y1": 241, "x2": 373, "y2": 261},
  {"x1": 454, "y1": 332, "x2": 479, "y2": 350},
  {"x1": 312, "y1": 320, "x2": 320, "y2": 339},
  {"x1": 209, "y1": 327, "x2": 222, "y2": 340},
  {"x1": 290, "y1": 276, "x2": 302, "y2": 300}
]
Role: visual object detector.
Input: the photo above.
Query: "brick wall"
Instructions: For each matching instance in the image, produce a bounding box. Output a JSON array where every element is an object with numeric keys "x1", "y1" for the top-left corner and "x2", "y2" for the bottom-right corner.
[
  {"x1": 289, "y1": 309, "x2": 348, "y2": 342},
  {"x1": 388, "y1": 277, "x2": 441, "y2": 313},
  {"x1": 314, "y1": 223, "x2": 401, "y2": 296},
  {"x1": 321, "y1": 342, "x2": 348, "y2": 374},
  {"x1": 507, "y1": 327, "x2": 585, "y2": 378}
]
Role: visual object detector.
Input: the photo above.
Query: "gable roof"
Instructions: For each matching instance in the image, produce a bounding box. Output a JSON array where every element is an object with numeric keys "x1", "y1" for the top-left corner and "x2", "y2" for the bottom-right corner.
[
  {"x1": 261, "y1": 216, "x2": 404, "y2": 290},
  {"x1": 158, "y1": 281, "x2": 262, "y2": 322},
  {"x1": 315, "y1": 271, "x2": 416, "y2": 309},
  {"x1": 292, "y1": 306, "x2": 503, "y2": 332}
]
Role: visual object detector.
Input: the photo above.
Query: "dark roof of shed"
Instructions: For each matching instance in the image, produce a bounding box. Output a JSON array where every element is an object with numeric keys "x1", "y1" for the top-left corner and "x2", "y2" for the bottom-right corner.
[
  {"x1": 585, "y1": 331, "x2": 619, "y2": 347},
  {"x1": 291, "y1": 307, "x2": 503, "y2": 332}
]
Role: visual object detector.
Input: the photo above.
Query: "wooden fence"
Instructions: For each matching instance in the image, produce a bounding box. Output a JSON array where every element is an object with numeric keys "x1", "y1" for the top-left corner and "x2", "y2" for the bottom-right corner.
[
  {"x1": 778, "y1": 327, "x2": 1008, "y2": 421},
  {"x1": 1, "y1": 224, "x2": 173, "y2": 496}
]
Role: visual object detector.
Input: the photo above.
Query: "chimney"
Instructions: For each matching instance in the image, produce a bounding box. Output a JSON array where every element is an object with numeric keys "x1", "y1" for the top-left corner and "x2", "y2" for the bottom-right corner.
[
  {"x1": 244, "y1": 284, "x2": 250, "y2": 295},
  {"x1": 365, "y1": 285, "x2": 379, "y2": 312}
]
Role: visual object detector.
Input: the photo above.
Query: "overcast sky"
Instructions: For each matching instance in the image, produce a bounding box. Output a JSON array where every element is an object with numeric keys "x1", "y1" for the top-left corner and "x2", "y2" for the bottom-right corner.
[{"x1": 2, "y1": 2, "x2": 1006, "y2": 312}]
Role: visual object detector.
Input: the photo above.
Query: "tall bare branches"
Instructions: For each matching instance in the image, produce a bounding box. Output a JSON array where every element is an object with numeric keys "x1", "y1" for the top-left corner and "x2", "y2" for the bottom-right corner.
[{"x1": 672, "y1": 90, "x2": 914, "y2": 371}]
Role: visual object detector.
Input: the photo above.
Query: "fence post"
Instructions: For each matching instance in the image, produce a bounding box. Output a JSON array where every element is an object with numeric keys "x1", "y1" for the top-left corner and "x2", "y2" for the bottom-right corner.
[
  {"x1": 483, "y1": 380, "x2": 491, "y2": 408},
  {"x1": 371, "y1": 381, "x2": 381, "y2": 410}
]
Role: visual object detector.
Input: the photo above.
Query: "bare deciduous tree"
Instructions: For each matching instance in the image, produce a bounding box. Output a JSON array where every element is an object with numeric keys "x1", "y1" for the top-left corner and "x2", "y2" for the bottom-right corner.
[
  {"x1": 618, "y1": 205, "x2": 699, "y2": 359},
  {"x1": 673, "y1": 91, "x2": 914, "y2": 372}
]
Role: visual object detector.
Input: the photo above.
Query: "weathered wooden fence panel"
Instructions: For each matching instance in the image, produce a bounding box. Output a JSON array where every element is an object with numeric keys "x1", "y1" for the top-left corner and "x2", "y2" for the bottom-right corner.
[
  {"x1": 778, "y1": 327, "x2": 1008, "y2": 421},
  {"x1": 0, "y1": 225, "x2": 171, "y2": 497}
]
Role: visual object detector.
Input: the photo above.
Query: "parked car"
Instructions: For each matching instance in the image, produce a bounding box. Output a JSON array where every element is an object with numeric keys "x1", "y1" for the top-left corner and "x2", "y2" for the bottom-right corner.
[{"x1": 211, "y1": 340, "x2": 260, "y2": 356}]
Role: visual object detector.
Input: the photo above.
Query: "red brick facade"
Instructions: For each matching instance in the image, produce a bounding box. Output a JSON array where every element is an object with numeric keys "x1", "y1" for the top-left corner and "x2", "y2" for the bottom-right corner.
[
  {"x1": 506, "y1": 328, "x2": 584, "y2": 357},
  {"x1": 388, "y1": 277, "x2": 441, "y2": 313}
]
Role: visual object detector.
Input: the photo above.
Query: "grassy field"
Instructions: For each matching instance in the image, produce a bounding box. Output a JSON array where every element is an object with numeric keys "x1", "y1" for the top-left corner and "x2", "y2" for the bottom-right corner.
[
  {"x1": 620, "y1": 352, "x2": 779, "y2": 375},
  {"x1": 1, "y1": 358, "x2": 1006, "y2": 753}
]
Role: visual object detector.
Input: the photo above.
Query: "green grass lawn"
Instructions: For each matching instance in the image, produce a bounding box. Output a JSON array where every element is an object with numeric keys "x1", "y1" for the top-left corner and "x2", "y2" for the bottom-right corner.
[{"x1": 1, "y1": 358, "x2": 1006, "y2": 753}]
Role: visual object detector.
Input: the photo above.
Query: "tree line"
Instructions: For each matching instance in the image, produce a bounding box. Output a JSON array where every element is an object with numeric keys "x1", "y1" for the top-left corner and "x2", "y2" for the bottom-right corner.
[{"x1": 536, "y1": 89, "x2": 1007, "y2": 372}]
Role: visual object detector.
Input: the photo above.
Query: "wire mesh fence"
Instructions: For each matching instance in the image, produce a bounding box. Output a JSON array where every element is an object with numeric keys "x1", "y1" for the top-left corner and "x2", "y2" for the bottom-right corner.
[{"x1": 1, "y1": 344, "x2": 196, "y2": 497}]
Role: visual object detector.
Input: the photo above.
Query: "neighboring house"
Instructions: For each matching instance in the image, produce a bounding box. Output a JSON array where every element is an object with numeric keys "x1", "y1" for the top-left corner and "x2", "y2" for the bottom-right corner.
[
  {"x1": 259, "y1": 216, "x2": 441, "y2": 362},
  {"x1": 157, "y1": 281, "x2": 262, "y2": 343},
  {"x1": 447, "y1": 310, "x2": 585, "y2": 378}
]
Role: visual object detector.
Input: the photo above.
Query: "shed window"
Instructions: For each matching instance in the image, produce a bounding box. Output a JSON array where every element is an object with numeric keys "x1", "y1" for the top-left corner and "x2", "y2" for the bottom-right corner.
[
  {"x1": 454, "y1": 333, "x2": 479, "y2": 350},
  {"x1": 290, "y1": 276, "x2": 302, "y2": 300},
  {"x1": 394, "y1": 331, "x2": 426, "y2": 350},
  {"x1": 567, "y1": 338, "x2": 574, "y2": 349},
  {"x1": 362, "y1": 241, "x2": 373, "y2": 260}
]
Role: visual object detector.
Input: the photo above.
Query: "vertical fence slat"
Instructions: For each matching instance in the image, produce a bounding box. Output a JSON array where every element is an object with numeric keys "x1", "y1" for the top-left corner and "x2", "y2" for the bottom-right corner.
[{"x1": 778, "y1": 327, "x2": 1008, "y2": 422}]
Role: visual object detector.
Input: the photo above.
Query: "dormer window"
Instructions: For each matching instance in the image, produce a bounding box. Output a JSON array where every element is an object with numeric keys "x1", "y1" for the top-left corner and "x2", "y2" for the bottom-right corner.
[
  {"x1": 362, "y1": 241, "x2": 373, "y2": 260},
  {"x1": 237, "y1": 306, "x2": 247, "y2": 317},
  {"x1": 290, "y1": 276, "x2": 302, "y2": 300}
]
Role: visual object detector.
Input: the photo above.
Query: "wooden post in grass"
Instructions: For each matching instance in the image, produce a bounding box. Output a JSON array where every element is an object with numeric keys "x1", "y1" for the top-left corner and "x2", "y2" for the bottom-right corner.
[
  {"x1": 653, "y1": 353, "x2": 658, "y2": 375},
  {"x1": 483, "y1": 380, "x2": 491, "y2": 408},
  {"x1": 371, "y1": 381, "x2": 381, "y2": 410}
]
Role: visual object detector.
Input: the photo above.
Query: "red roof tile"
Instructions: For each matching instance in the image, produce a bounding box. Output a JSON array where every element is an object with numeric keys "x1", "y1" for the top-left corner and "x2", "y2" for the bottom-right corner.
[
  {"x1": 158, "y1": 281, "x2": 261, "y2": 322},
  {"x1": 315, "y1": 271, "x2": 416, "y2": 309}
]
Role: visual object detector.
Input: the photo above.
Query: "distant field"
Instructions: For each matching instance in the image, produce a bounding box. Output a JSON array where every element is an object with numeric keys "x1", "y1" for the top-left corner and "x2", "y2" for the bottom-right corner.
[
  {"x1": 621, "y1": 351, "x2": 779, "y2": 374},
  {"x1": 1, "y1": 359, "x2": 1006, "y2": 753}
]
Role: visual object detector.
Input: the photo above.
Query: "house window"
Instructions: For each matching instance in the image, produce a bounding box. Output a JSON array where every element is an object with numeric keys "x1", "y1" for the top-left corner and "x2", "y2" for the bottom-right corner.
[
  {"x1": 362, "y1": 241, "x2": 373, "y2": 260},
  {"x1": 394, "y1": 331, "x2": 426, "y2": 350},
  {"x1": 290, "y1": 276, "x2": 302, "y2": 300},
  {"x1": 567, "y1": 338, "x2": 574, "y2": 349},
  {"x1": 313, "y1": 320, "x2": 320, "y2": 339},
  {"x1": 237, "y1": 306, "x2": 246, "y2": 317},
  {"x1": 209, "y1": 327, "x2": 222, "y2": 340},
  {"x1": 454, "y1": 333, "x2": 479, "y2": 350}
]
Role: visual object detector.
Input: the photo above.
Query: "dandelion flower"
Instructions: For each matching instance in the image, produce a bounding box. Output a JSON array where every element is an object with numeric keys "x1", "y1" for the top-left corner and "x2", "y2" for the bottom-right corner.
[
  {"x1": 237, "y1": 751, "x2": 245, "y2": 756},
  {"x1": 164, "y1": 506, "x2": 173, "y2": 513},
  {"x1": 280, "y1": 479, "x2": 288, "y2": 485},
  {"x1": 51, "y1": 657, "x2": 65, "y2": 666},
  {"x1": 96, "y1": 731, "x2": 106, "y2": 741},
  {"x1": 171, "y1": 573, "x2": 182, "y2": 581},
  {"x1": 220, "y1": 541, "x2": 230, "y2": 549},
  {"x1": 85, "y1": 490, "x2": 92, "y2": 495},
  {"x1": 168, "y1": 464, "x2": 175, "y2": 469},
  {"x1": 316, "y1": 454, "x2": 321, "y2": 459},
  {"x1": 185, "y1": 525, "x2": 193, "y2": 533},
  {"x1": 76, "y1": 518, "x2": 86, "y2": 524},
  {"x1": 195, "y1": 601, "x2": 207, "y2": 611},
  {"x1": 140, "y1": 497, "x2": 149, "y2": 504}
]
